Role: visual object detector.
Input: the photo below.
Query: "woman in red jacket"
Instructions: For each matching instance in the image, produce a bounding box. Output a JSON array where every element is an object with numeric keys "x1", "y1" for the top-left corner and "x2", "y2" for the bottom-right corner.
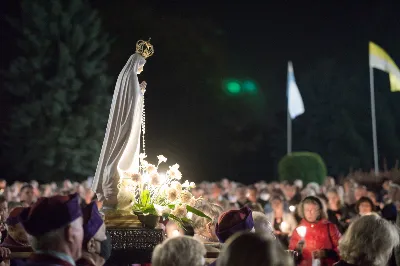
[{"x1": 289, "y1": 196, "x2": 341, "y2": 266}]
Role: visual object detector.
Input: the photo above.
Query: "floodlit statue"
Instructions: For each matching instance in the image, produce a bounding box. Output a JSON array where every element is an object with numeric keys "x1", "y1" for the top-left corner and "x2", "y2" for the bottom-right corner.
[{"x1": 92, "y1": 39, "x2": 154, "y2": 212}]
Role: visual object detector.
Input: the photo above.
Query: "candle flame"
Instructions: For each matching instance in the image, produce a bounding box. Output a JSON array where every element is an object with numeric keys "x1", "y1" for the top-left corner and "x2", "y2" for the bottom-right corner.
[
  {"x1": 280, "y1": 221, "x2": 289, "y2": 233},
  {"x1": 296, "y1": 226, "x2": 307, "y2": 238},
  {"x1": 172, "y1": 229, "x2": 181, "y2": 237}
]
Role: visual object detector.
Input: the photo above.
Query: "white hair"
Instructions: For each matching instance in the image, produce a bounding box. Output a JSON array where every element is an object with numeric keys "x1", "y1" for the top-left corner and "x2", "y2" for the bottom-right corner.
[
  {"x1": 294, "y1": 179, "x2": 303, "y2": 189},
  {"x1": 300, "y1": 188, "x2": 316, "y2": 198},
  {"x1": 252, "y1": 212, "x2": 275, "y2": 239},
  {"x1": 339, "y1": 215, "x2": 400, "y2": 266},
  {"x1": 152, "y1": 236, "x2": 206, "y2": 266},
  {"x1": 192, "y1": 200, "x2": 223, "y2": 232},
  {"x1": 306, "y1": 182, "x2": 320, "y2": 194},
  {"x1": 28, "y1": 218, "x2": 82, "y2": 251}
]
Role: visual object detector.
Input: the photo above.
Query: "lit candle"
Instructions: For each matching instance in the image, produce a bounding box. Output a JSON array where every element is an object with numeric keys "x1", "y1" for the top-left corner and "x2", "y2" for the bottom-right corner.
[
  {"x1": 296, "y1": 226, "x2": 307, "y2": 239},
  {"x1": 280, "y1": 221, "x2": 289, "y2": 233},
  {"x1": 172, "y1": 229, "x2": 181, "y2": 237}
]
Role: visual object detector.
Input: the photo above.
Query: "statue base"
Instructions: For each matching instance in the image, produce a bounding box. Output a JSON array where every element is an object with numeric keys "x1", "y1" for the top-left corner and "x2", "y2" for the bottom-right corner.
[
  {"x1": 107, "y1": 227, "x2": 165, "y2": 265},
  {"x1": 102, "y1": 208, "x2": 142, "y2": 228}
]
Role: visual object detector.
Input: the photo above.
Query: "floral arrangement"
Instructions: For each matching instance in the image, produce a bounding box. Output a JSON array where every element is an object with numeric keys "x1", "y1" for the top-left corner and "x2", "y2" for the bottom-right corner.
[{"x1": 123, "y1": 154, "x2": 211, "y2": 226}]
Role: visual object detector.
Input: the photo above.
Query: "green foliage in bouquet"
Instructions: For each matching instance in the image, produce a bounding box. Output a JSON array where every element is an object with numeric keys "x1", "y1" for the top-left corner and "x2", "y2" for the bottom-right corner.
[
  {"x1": 122, "y1": 154, "x2": 211, "y2": 227},
  {"x1": 278, "y1": 152, "x2": 327, "y2": 185}
]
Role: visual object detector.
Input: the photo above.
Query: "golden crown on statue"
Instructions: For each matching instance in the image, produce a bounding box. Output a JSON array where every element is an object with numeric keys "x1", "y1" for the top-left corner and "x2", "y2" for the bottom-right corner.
[{"x1": 136, "y1": 38, "x2": 154, "y2": 59}]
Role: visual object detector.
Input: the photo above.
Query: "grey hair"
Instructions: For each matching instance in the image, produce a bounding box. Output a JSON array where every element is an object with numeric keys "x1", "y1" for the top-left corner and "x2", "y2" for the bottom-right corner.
[
  {"x1": 192, "y1": 200, "x2": 223, "y2": 232},
  {"x1": 339, "y1": 215, "x2": 400, "y2": 266},
  {"x1": 152, "y1": 236, "x2": 206, "y2": 266},
  {"x1": 388, "y1": 183, "x2": 400, "y2": 202},
  {"x1": 28, "y1": 218, "x2": 82, "y2": 251},
  {"x1": 217, "y1": 232, "x2": 293, "y2": 266},
  {"x1": 252, "y1": 211, "x2": 275, "y2": 239}
]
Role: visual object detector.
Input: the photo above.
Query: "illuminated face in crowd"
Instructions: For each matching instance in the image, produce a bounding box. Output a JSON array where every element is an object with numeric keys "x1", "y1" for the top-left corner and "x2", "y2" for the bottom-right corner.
[
  {"x1": 358, "y1": 201, "x2": 373, "y2": 216},
  {"x1": 271, "y1": 199, "x2": 283, "y2": 212},
  {"x1": 327, "y1": 191, "x2": 340, "y2": 208},
  {"x1": 246, "y1": 188, "x2": 257, "y2": 203},
  {"x1": 354, "y1": 187, "x2": 367, "y2": 201},
  {"x1": 303, "y1": 203, "x2": 320, "y2": 223},
  {"x1": 20, "y1": 187, "x2": 35, "y2": 205}
]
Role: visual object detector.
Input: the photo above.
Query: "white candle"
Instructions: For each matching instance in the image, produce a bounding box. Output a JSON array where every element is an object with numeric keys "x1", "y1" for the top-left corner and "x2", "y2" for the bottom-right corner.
[
  {"x1": 172, "y1": 229, "x2": 181, "y2": 237},
  {"x1": 280, "y1": 221, "x2": 289, "y2": 233},
  {"x1": 296, "y1": 226, "x2": 307, "y2": 238}
]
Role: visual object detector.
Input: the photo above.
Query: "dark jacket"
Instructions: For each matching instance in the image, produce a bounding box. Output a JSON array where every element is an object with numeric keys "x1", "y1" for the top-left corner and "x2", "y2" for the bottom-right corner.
[
  {"x1": 0, "y1": 235, "x2": 32, "y2": 250},
  {"x1": 76, "y1": 258, "x2": 95, "y2": 266},
  {"x1": 0, "y1": 235, "x2": 32, "y2": 265},
  {"x1": 24, "y1": 254, "x2": 74, "y2": 266},
  {"x1": 9, "y1": 259, "x2": 28, "y2": 266},
  {"x1": 0, "y1": 230, "x2": 7, "y2": 243},
  {"x1": 333, "y1": 261, "x2": 356, "y2": 266}
]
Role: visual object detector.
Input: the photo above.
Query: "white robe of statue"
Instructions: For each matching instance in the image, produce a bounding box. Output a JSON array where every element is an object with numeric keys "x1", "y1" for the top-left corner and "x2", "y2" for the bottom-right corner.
[{"x1": 92, "y1": 53, "x2": 146, "y2": 206}]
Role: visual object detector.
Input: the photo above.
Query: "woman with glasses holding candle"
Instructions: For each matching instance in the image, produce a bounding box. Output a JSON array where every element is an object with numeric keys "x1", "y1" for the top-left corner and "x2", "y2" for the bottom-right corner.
[{"x1": 289, "y1": 196, "x2": 341, "y2": 266}]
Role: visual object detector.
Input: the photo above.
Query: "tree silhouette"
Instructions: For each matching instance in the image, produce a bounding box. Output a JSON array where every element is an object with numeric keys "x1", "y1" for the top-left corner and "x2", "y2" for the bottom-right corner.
[{"x1": 1, "y1": 0, "x2": 113, "y2": 182}]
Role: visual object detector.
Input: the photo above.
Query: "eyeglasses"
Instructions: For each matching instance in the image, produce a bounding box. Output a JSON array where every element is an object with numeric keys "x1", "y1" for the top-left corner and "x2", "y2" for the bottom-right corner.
[{"x1": 304, "y1": 208, "x2": 320, "y2": 214}]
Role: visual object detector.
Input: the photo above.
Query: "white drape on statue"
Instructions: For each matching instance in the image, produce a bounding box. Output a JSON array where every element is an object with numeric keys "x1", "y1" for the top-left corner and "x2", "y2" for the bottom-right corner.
[{"x1": 92, "y1": 53, "x2": 146, "y2": 203}]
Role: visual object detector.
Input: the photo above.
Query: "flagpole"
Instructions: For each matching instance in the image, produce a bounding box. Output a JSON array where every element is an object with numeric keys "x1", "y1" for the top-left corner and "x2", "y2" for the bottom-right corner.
[
  {"x1": 287, "y1": 103, "x2": 292, "y2": 155},
  {"x1": 287, "y1": 61, "x2": 292, "y2": 155},
  {"x1": 369, "y1": 66, "x2": 379, "y2": 175}
]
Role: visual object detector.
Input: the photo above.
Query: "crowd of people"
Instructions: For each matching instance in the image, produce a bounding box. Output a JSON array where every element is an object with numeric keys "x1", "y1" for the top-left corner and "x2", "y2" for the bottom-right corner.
[{"x1": 0, "y1": 174, "x2": 399, "y2": 266}]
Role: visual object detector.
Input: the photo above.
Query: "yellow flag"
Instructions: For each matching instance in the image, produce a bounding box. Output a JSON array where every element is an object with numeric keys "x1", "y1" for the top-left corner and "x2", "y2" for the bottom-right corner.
[{"x1": 369, "y1": 41, "x2": 400, "y2": 92}]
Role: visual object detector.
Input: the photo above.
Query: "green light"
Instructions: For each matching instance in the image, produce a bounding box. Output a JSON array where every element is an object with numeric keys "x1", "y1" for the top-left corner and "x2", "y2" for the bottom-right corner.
[
  {"x1": 242, "y1": 80, "x2": 257, "y2": 93},
  {"x1": 225, "y1": 81, "x2": 241, "y2": 94}
]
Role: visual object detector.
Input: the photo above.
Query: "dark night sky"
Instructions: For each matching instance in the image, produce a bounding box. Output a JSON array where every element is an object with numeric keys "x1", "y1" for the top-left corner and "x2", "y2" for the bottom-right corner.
[
  {"x1": 151, "y1": 2, "x2": 399, "y2": 57},
  {"x1": 0, "y1": 1, "x2": 399, "y2": 184},
  {"x1": 95, "y1": 1, "x2": 400, "y2": 183},
  {"x1": 2, "y1": 2, "x2": 399, "y2": 71}
]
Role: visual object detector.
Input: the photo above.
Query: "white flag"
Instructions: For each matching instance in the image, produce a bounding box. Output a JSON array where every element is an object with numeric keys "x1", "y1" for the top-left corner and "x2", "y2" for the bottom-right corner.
[{"x1": 287, "y1": 61, "x2": 305, "y2": 119}]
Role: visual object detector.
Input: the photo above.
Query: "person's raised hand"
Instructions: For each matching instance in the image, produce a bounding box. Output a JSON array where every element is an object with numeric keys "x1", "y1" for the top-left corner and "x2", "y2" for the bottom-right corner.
[
  {"x1": 0, "y1": 247, "x2": 11, "y2": 259},
  {"x1": 296, "y1": 240, "x2": 305, "y2": 251},
  {"x1": 312, "y1": 249, "x2": 326, "y2": 259}
]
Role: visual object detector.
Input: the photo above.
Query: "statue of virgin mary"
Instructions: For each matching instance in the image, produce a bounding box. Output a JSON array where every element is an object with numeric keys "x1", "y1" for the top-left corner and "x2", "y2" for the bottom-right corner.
[{"x1": 92, "y1": 40, "x2": 154, "y2": 209}]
